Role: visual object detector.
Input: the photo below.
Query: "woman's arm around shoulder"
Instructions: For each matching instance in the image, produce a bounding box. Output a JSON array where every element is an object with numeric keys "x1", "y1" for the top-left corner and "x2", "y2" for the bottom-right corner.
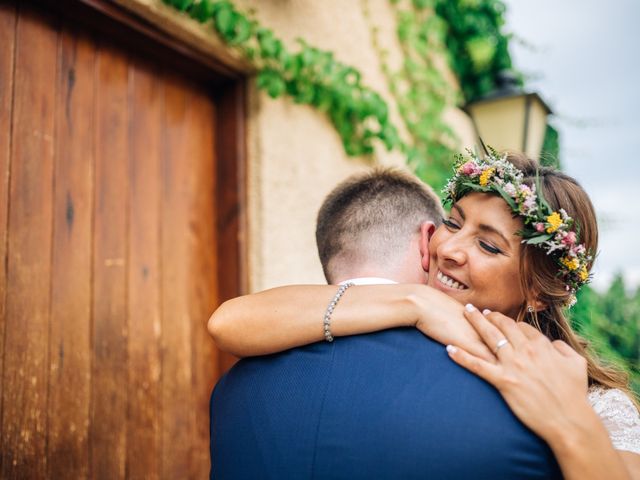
[
  {"x1": 208, "y1": 284, "x2": 424, "y2": 357},
  {"x1": 208, "y1": 282, "x2": 494, "y2": 359}
]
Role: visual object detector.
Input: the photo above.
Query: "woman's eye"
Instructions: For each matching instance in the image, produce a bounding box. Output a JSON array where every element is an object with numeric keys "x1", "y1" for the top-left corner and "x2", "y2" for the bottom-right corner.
[
  {"x1": 479, "y1": 240, "x2": 502, "y2": 255},
  {"x1": 442, "y1": 218, "x2": 460, "y2": 230}
]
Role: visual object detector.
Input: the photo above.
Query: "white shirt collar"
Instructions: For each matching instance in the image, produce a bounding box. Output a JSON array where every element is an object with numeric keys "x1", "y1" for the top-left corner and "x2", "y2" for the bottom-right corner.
[{"x1": 338, "y1": 277, "x2": 398, "y2": 286}]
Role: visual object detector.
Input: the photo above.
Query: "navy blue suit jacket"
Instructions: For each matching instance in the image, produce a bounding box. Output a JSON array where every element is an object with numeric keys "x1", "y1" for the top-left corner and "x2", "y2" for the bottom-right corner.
[{"x1": 210, "y1": 328, "x2": 562, "y2": 479}]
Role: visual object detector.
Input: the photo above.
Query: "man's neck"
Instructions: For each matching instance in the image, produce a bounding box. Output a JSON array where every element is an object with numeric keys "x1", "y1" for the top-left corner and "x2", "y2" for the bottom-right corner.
[
  {"x1": 337, "y1": 276, "x2": 398, "y2": 285},
  {"x1": 332, "y1": 265, "x2": 426, "y2": 285}
]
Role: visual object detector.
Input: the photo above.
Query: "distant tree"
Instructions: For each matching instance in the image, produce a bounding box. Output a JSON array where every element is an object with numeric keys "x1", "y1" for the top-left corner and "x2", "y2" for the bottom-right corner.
[
  {"x1": 568, "y1": 275, "x2": 640, "y2": 396},
  {"x1": 539, "y1": 124, "x2": 561, "y2": 169}
]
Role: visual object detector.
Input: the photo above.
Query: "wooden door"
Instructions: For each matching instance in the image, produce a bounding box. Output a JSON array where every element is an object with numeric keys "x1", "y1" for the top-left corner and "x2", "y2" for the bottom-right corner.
[{"x1": 0, "y1": 2, "x2": 243, "y2": 478}]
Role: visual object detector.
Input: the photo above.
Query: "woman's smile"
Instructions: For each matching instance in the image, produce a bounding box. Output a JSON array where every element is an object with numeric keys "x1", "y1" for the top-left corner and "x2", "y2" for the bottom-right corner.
[
  {"x1": 435, "y1": 269, "x2": 468, "y2": 291},
  {"x1": 427, "y1": 192, "x2": 525, "y2": 317}
]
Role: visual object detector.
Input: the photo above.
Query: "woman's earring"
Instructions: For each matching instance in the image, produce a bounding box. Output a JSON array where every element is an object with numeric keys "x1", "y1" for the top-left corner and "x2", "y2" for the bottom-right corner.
[{"x1": 527, "y1": 305, "x2": 535, "y2": 313}]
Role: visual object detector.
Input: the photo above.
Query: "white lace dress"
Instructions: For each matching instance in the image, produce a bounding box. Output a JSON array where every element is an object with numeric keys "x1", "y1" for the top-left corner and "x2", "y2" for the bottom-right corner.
[{"x1": 588, "y1": 386, "x2": 640, "y2": 454}]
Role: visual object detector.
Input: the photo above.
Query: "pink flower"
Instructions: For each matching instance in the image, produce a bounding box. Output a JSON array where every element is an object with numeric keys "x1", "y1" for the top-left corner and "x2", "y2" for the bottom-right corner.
[
  {"x1": 523, "y1": 196, "x2": 537, "y2": 213},
  {"x1": 535, "y1": 223, "x2": 545, "y2": 233},
  {"x1": 562, "y1": 231, "x2": 577, "y2": 246},
  {"x1": 461, "y1": 161, "x2": 479, "y2": 176},
  {"x1": 568, "y1": 244, "x2": 586, "y2": 257},
  {"x1": 503, "y1": 182, "x2": 517, "y2": 197}
]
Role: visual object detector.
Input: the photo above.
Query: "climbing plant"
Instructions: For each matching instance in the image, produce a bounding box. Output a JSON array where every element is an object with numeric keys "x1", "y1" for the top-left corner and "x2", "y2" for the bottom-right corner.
[
  {"x1": 161, "y1": 0, "x2": 401, "y2": 157},
  {"x1": 370, "y1": 0, "x2": 459, "y2": 191},
  {"x1": 161, "y1": 0, "x2": 525, "y2": 191},
  {"x1": 433, "y1": 0, "x2": 519, "y2": 103}
]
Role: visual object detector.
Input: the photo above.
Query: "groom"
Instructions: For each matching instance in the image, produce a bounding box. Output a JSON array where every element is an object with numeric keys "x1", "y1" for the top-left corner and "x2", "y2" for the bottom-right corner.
[{"x1": 209, "y1": 168, "x2": 562, "y2": 479}]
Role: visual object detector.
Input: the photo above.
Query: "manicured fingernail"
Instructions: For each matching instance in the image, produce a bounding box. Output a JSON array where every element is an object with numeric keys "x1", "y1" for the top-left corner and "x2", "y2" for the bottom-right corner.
[
  {"x1": 446, "y1": 345, "x2": 458, "y2": 354},
  {"x1": 465, "y1": 303, "x2": 476, "y2": 312},
  {"x1": 482, "y1": 309, "x2": 491, "y2": 315}
]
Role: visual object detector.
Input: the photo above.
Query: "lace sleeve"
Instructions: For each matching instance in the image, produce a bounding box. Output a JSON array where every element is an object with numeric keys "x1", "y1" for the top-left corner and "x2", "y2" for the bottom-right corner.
[{"x1": 588, "y1": 386, "x2": 640, "y2": 454}]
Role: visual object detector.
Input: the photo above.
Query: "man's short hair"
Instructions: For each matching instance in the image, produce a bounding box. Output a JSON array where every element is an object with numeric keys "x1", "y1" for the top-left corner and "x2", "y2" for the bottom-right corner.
[{"x1": 316, "y1": 167, "x2": 444, "y2": 283}]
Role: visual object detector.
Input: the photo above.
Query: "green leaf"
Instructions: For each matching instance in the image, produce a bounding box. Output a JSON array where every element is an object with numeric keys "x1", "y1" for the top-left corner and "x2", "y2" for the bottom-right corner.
[
  {"x1": 314, "y1": 88, "x2": 334, "y2": 112},
  {"x1": 258, "y1": 29, "x2": 279, "y2": 58},
  {"x1": 293, "y1": 80, "x2": 315, "y2": 104},
  {"x1": 494, "y1": 184, "x2": 517, "y2": 211},
  {"x1": 301, "y1": 47, "x2": 316, "y2": 67},
  {"x1": 461, "y1": 181, "x2": 490, "y2": 192},
  {"x1": 174, "y1": 0, "x2": 194, "y2": 12},
  {"x1": 256, "y1": 71, "x2": 269, "y2": 89},
  {"x1": 534, "y1": 172, "x2": 553, "y2": 213},
  {"x1": 267, "y1": 78, "x2": 285, "y2": 98},
  {"x1": 524, "y1": 234, "x2": 553, "y2": 245},
  {"x1": 190, "y1": 0, "x2": 214, "y2": 22},
  {"x1": 214, "y1": 6, "x2": 234, "y2": 37},
  {"x1": 231, "y1": 15, "x2": 252, "y2": 44},
  {"x1": 211, "y1": 0, "x2": 232, "y2": 14},
  {"x1": 256, "y1": 70, "x2": 285, "y2": 98}
]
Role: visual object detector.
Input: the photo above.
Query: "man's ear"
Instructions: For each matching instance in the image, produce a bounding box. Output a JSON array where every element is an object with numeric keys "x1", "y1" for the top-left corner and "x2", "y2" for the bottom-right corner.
[{"x1": 419, "y1": 221, "x2": 436, "y2": 272}]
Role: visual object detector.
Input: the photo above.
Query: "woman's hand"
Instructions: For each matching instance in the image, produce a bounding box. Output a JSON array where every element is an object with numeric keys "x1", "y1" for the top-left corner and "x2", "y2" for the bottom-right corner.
[
  {"x1": 446, "y1": 306, "x2": 637, "y2": 480},
  {"x1": 446, "y1": 305, "x2": 589, "y2": 441},
  {"x1": 410, "y1": 290, "x2": 495, "y2": 362}
]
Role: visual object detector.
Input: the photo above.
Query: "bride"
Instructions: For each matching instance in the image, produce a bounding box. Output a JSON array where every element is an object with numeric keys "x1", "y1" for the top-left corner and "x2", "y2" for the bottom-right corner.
[{"x1": 209, "y1": 151, "x2": 640, "y2": 478}]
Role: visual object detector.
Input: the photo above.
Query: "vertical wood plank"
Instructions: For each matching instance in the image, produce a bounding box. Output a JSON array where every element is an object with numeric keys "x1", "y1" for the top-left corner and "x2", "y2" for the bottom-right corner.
[
  {"x1": 1, "y1": 6, "x2": 57, "y2": 479},
  {"x1": 213, "y1": 81, "x2": 247, "y2": 375},
  {"x1": 161, "y1": 74, "x2": 196, "y2": 479},
  {"x1": 188, "y1": 84, "x2": 219, "y2": 478},
  {"x1": 91, "y1": 42, "x2": 128, "y2": 480},
  {"x1": 46, "y1": 26, "x2": 94, "y2": 479},
  {"x1": 0, "y1": 4, "x2": 17, "y2": 456},
  {"x1": 127, "y1": 60, "x2": 162, "y2": 480},
  {"x1": 214, "y1": 80, "x2": 248, "y2": 304}
]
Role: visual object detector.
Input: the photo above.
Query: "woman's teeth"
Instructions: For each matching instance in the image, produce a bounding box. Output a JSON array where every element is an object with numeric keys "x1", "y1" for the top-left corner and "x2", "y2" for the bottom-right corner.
[{"x1": 437, "y1": 271, "x2": 467, "y2": 290}]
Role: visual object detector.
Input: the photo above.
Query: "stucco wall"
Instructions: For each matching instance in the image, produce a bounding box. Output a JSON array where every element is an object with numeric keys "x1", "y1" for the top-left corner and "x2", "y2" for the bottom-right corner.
[
  {"x1": 237, "y1": 0, "x2": 404, "y2": 291},
  {"x1": 116, "y1": 0, "x2": 477, "y2": 292}
]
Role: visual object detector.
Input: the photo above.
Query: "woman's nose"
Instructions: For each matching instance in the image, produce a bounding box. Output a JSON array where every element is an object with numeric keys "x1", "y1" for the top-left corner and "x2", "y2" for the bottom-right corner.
[{"x1": 437, "y1": 234, "x2": 468, "y2": 266}]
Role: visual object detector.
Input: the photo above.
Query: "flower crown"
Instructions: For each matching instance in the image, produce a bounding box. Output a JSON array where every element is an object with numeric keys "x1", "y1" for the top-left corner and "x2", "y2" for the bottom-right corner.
[{"x1": 442, "y1": 148, "x2": 593, "y2": 307}]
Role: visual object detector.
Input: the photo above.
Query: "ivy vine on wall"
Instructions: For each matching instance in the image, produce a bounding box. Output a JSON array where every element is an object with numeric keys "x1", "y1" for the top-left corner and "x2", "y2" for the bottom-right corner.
[
  {"x1": 162, "y1": 0, "x2": 401, "y2": 157},
  {"x1": 433, "y1": 0, "x2": 518, "y2": 103},
  {"x1": 161, "y1": 0, "x2": 523, "y2": 190},
  {"x1": 378, "y1": 0, "x2": 460, "y2": 191}
]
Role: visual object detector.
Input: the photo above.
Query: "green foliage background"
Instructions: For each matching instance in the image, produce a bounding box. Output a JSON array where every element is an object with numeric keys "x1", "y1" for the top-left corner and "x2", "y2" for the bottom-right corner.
[
  {"x1": 433, "y1": 0, "x2": 518, "y2": 102},
  {"x1": 569, "y1": 277, "x2": 640, "y2": 396}
]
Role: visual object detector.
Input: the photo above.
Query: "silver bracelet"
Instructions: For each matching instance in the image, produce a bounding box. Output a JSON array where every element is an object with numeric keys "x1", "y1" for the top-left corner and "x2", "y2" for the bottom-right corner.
[{"x1": 323, "y1": 282, "x2": 355, "y2": 342}]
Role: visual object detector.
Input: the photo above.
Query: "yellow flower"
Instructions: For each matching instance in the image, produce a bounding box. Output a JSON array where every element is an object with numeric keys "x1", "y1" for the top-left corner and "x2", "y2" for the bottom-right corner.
[
  {"x1": 579, "y1": 266, "x2": 589, "y2": 282},
  {"x1": 561, "y1": 257, "x2": 580, "y2": 271},
  {"x1": 479, "y1": 168, "x2": 495, "y2": 186},
  {"x1": 546, "y1": 212, "x2": 563, "y2": 233}
]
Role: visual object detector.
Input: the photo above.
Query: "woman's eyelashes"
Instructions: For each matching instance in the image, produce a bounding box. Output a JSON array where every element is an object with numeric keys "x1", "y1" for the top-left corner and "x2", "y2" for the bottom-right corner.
[
  {"x1": 479, "y1": 240, "x2": 502, "y2": 255},
  {"x1": 442, "y1": 218, "x2": 460, "y2": 230},
  {"x1": 442, "y1": 217, "x2": 503, "y2": 255}
]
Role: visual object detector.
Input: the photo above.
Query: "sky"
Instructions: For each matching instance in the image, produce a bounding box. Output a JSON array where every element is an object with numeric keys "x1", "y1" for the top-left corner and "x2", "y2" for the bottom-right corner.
[{"x1": 503, "y1": 0, "x2": 640, "y2": 291}]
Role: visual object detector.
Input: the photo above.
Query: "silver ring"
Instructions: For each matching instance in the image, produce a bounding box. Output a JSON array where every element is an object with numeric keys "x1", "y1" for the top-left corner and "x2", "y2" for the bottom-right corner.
[{"x1": 493, "y1": 338, "x2": 509, "y2": 354}]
